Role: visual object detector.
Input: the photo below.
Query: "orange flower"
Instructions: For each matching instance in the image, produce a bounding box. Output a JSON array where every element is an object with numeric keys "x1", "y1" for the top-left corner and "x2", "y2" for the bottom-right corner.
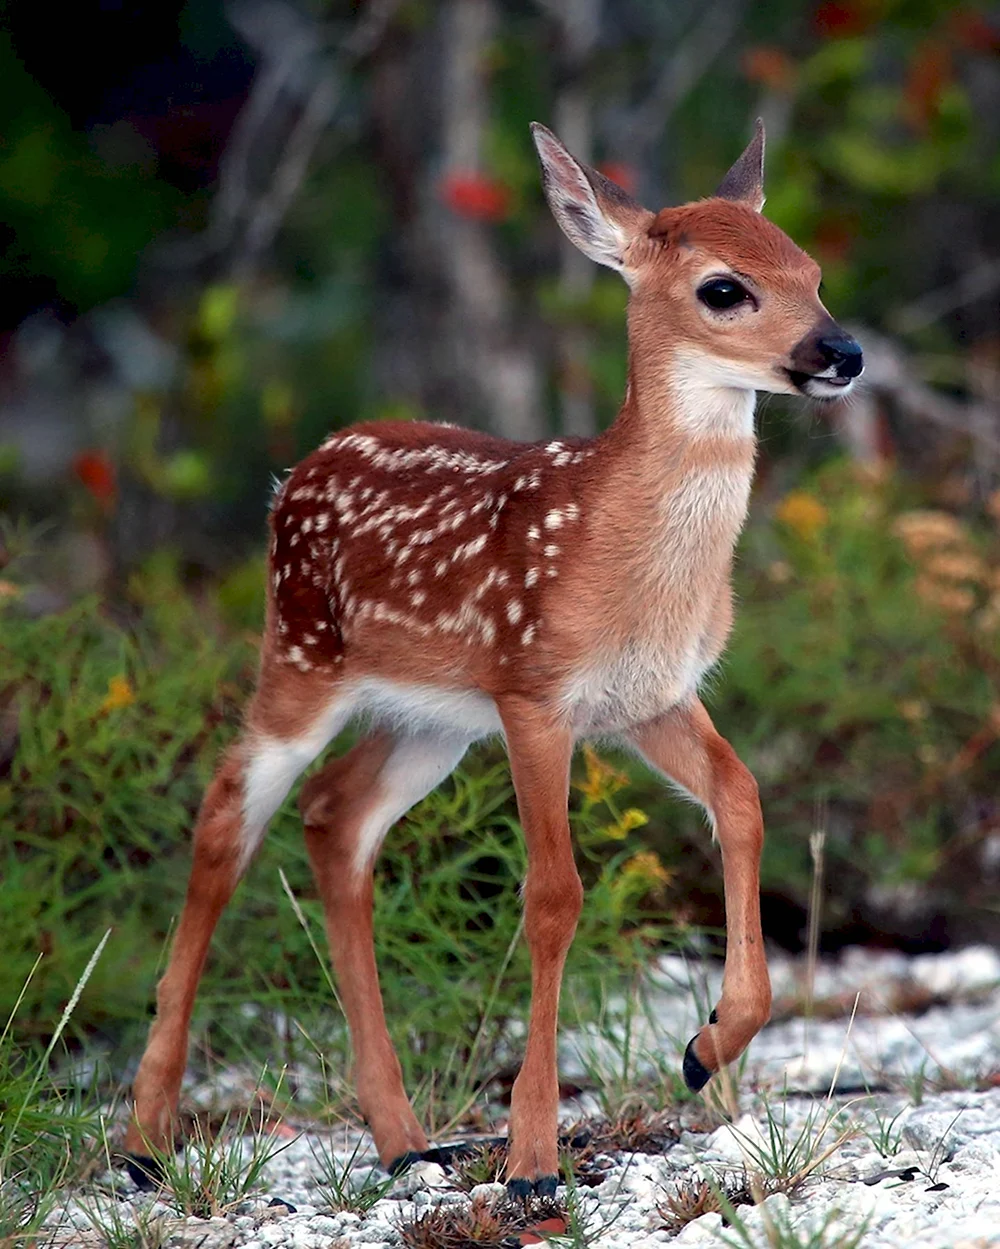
[
  {"x1": 575, "y1": 743, "x2": 629, "y2": 803},
  {"x1": 775, "y1": 491, "x2": 828, "y2": 540},
  {"x1": 100, "y1": 675, "x2": 135, "y2": 713},
  {"x1": 742, "y1": 46, "x2": 796, "y2": 92},
  {"x1": 622, "y1": 850, "x2": 674, "y2": 888}
]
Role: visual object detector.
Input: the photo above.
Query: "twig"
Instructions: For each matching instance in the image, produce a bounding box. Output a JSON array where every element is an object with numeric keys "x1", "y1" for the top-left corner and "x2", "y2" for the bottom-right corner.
[{"x1": 891, "y1": 258, "x2": 1000, "y2": 335}]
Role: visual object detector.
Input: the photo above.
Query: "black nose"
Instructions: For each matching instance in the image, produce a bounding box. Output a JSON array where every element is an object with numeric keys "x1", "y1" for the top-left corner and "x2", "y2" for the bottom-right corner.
[{"x1": 816, "y1": 334, "x2": 863, "y2": 379}]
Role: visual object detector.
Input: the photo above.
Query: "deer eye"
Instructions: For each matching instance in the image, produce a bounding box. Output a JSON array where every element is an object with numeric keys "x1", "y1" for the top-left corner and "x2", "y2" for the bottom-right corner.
[{"x1": 698, "y1": 278, "x2": 752, "y2": 310}]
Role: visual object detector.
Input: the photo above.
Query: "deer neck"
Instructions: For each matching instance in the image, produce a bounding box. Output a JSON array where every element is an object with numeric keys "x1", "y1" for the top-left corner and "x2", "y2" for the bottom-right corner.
[
  {"x1": 614, "y1": 346, "x2": 758, "y2": 456},
  {"x1": 595, "y1": 346, "x2": 759, "y2": 592}
]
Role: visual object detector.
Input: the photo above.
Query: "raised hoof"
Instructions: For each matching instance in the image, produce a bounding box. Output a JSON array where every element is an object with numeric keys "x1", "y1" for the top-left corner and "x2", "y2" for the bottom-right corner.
[
  {"x1": 682, "y1": 1035, "x2": 713, "y2": 1092},
  {"x1": 386, "y1": 1150, "x2": 425, "y2": 1176},
  {"x1": 507, "y1": 1174, "x2": 559, "y2": 1200},
  {"x1": 123, "y1": 1152, "x2": 164, "y2": 1190},
  {"x1": 422, "y1": 1137, "x2": 505, "y2": 1167}
]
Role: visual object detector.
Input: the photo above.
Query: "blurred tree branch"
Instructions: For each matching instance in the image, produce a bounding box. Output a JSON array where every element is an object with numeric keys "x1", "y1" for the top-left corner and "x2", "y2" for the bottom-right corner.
[{"x1": 161, "y1": 0, "x2": 401, "y2": 276}]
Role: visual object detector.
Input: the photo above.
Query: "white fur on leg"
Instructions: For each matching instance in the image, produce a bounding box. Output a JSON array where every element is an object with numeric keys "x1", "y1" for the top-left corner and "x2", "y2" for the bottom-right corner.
[
  {"x1": 240, "y1": 694, "x2": 356, "y2": 871},
  {"x1": 352, "y1": 732, "x2": 470, "y2": 875}
]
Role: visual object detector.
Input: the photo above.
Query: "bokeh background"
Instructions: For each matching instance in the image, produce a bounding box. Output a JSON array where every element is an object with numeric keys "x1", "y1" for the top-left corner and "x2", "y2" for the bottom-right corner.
[{"x1": 3, "y1": 0, "x2": 1000, "y2": 1068}]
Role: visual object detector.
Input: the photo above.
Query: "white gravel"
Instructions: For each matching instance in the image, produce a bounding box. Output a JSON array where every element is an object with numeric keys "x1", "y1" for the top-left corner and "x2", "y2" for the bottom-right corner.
[{"x1": 42, "y1": 947, "x2": 1000, "y2": 1248}]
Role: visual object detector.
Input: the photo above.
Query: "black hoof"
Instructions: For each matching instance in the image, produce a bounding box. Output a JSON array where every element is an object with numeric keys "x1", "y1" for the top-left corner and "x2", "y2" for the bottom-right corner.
[
  {"x1": 709, "y1": 1008, "x2": 719, "y2": 1024},
  {"x1": 387, "y1": 1150, "x2": 424, "y2": 1176},
  {"x1": 422, "y1": 1136, "x2": 506, "y2": 1167},
  {"x1": 682, "y1": 1036, "x2": 713, "y2": 1092},
  {"x1": 506, "y1": 1174, "x2": 559, "y2": 1199},
  {"x1": 123, "y1": 1152, "x2": 163, "y2": 1190}
]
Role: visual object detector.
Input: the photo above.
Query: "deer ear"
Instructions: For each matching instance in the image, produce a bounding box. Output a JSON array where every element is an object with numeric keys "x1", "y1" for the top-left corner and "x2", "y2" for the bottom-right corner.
[
  {"x1": 531, "y1": 122, "x2": 649, "y2": 274},
  {"x1": 716, "y1": 119, "x2": 766, "y2": 212}
]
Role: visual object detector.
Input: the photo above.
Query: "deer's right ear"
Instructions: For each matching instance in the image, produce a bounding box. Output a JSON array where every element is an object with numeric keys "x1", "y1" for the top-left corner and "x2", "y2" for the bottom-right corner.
[
  {"x1": 716, "y1": 119, "x2": 766, "y2": 212},
  {"x1": 531, "y1": 123, "x2": 649, "y2": 275}
]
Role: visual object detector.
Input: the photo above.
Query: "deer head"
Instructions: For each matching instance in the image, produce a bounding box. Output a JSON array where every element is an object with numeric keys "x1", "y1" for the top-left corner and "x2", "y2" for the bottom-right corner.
[{"x1": 531, "y1": 120, "x2": 863, "y2": 403}]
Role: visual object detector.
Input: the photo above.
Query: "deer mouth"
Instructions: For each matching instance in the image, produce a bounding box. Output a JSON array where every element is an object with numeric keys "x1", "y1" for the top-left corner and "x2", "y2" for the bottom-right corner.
[{"x1": 785, "y1": 369, "x2": 856, "y2": 399}]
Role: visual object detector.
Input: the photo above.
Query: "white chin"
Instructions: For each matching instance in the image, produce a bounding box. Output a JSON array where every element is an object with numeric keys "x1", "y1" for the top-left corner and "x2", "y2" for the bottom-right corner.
[{"x1": 802, "y1": 377, "x2": 855, "y2": 400}]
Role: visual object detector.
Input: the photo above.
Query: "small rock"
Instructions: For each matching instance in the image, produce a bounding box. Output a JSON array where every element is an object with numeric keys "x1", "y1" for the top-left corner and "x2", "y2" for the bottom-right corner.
[{"x1": 470, "y1": 1182, "x2": 505, "y2": 1201}]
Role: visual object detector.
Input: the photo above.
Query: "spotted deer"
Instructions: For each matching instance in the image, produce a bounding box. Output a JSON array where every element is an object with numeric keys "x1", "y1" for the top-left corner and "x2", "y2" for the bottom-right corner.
[{"x1": 124, "y1": 120, "x2": 863, "y2": 1195}]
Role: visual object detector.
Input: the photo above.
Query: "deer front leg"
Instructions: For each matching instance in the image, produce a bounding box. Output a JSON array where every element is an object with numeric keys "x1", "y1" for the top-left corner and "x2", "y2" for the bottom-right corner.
[
  {"x1": 498, "y1": 698, "x2": 581, "y2": 1198},
  {"x1": 629, "y1": 698, "x2": 771, "y2": 1090}
]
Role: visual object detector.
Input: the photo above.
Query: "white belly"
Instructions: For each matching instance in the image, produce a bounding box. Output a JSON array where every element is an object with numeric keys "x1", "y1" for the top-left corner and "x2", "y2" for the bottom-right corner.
[
  {"x1": 356, "y1": 677, "x2": 504, "y2": 739},
  {"x1": 560, "y1": 637, "x2": 715, "y2": 735}
]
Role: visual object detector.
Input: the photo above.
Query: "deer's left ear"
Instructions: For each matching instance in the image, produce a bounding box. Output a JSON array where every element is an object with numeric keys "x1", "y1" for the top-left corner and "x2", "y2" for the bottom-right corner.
[{"x1": 715, "y1": 119, "x2": 765, "y2": 213}]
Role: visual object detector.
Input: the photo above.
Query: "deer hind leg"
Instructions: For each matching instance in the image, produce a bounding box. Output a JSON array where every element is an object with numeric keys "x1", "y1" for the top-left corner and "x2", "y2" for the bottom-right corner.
[
  {"x1": 299, "y1": 728, "x2": 470, "y2": 1173},
  {"x1": 497, "y1": 698, "x2": 581, "y2": 1198},
  {"x1": 123, "y1": 675, "x2": 355, "y2": 1184},
  {"x1": 628, "y1": 698, "x2": 771, "y2": 1091}
]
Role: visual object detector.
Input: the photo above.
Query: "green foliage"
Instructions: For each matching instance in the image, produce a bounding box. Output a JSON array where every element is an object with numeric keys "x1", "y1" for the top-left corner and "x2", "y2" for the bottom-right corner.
[
  {"x1": 719, "y1": 462, "x2": 1000, "y2": 913},
  {"x1": 0, "y1": 35, "x2": 181, "y2": 311},
  {"x1": 0, "y1": 571, "x2": 254, "y2": 1038},
  {"x1": 606, "y1": 460, "x2": 1000, "y2": 936}
]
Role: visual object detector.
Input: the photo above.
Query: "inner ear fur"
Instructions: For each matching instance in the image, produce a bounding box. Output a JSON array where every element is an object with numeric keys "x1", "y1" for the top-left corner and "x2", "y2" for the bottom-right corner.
[{"x1": 531, "y1": 122, "x2": 651, "y2": 272}]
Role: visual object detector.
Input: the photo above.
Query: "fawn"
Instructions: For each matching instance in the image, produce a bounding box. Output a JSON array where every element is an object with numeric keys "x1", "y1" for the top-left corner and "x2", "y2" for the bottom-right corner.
[{"x1": 125, "y1": 120, "x2": 863, "y2": 1195}]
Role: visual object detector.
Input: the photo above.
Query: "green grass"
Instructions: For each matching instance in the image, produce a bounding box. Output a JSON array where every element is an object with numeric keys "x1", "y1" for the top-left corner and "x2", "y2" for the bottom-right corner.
[
  {"x1": 0, "y1": 939, "x2": 108, "y2": 1246},
  {"x1": 308, "y1": 1132, "x2": 396, "y2": 1215},
  {"x1": 131, "y1": 1087, "x2": 294, "y2": 1218}
]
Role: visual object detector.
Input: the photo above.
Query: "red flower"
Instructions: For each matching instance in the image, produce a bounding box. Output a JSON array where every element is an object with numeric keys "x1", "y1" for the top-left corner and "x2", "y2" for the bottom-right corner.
[
  {"x1": 814, "y1": 215, "x2": 856, "y2": 262},
  {"x1": 73, "y1": 450, "x2": 117, "y2": 509},
  {"x1": 440, "y1": 172, "x2": 510, "y2": 221},
  {"x1": 904, "y1": 40, "x2": 953, "y2": 130},
  {"x1": 814, "y1": 0, "x2": 875, "y2": 38},
  {"x1": 742, "y1": 46, "x2": 797, "y2": 91},
  {"x1": 948, "y1": 8, "x2": 1000, "y2": 53},
  {"x1": 597, "y1": 162, "x2": 637, "y2": 195}
]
